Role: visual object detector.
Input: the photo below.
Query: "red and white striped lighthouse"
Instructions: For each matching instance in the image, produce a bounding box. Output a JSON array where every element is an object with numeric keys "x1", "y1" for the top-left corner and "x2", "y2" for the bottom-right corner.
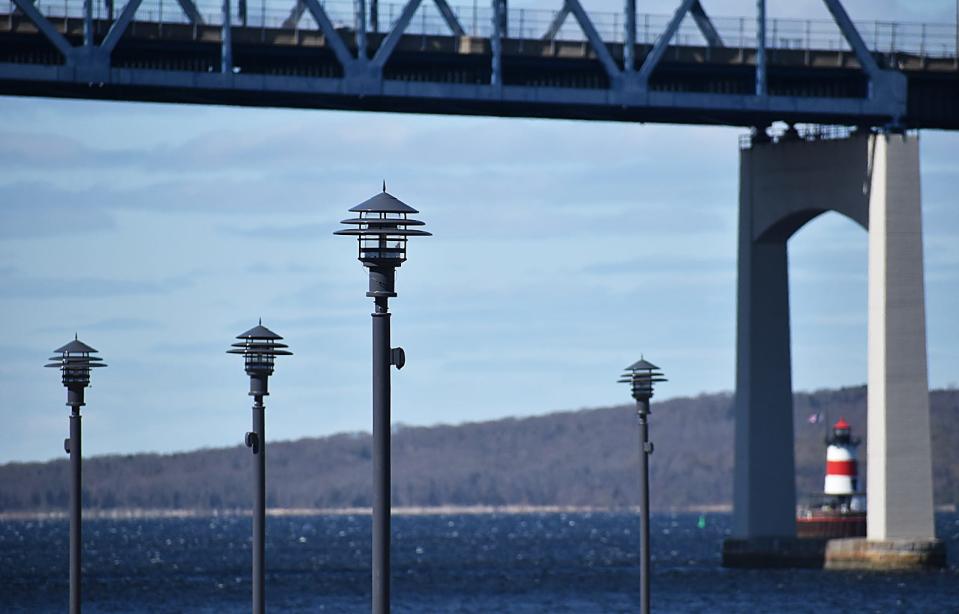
[
  {"x1": 797, "y1": 417, "x2": 867, "y2": 538},
  {"x1": 824, "y1": 418, "x2": 859, "y2": 501}
]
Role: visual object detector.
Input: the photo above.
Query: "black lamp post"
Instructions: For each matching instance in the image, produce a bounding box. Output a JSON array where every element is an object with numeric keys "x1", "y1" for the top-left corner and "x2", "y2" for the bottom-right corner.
[
  {"x1": 335, "y1": 185, "x2": 430, "y2": 614},
  {"x1": 45, "y1": 335, "x2": 107, "y2": 614},
  {"x1": 228, "y1": 320, "x2": 291, "y2": 614},
  {"x1": 619, "y1": 357, "x2": 666, "y2": 614}
]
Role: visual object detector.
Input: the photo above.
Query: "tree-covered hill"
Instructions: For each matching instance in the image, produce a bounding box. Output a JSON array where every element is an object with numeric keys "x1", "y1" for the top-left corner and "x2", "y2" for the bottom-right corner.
[{"x1": 1, "y1": 387, "x2": 957, "y2": 512}]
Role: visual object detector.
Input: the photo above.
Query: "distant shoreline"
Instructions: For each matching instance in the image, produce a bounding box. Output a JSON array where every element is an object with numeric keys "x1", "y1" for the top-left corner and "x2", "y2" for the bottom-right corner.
[
  {"x1": 0, "y1": 504, "x2": 734, "y2": 521},
  {"x1": 3, "y1": 503, "x2": 956, "y2": 521}
]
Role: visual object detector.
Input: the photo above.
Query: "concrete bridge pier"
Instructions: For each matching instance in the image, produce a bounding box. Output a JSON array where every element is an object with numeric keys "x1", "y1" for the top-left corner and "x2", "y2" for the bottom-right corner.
[
  {"x1": 865, "y1": 135, "x2": 934, "y2": 542},
  {"x1": 722, "y1": 131, "x2": 945, "y2": 569}
]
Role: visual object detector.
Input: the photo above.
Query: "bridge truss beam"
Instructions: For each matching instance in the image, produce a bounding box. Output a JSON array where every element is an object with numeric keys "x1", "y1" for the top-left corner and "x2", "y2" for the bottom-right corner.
[{"x1": 0, "y1": 0, "x2": 913, "y2": 126}]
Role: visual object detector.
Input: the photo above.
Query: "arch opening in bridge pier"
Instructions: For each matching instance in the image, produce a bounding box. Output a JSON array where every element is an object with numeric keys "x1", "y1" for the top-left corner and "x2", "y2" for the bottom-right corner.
[
  {"x1": 786, "y1": 211, "x2": 868, "y2": 403},
  {"x1": 785, "y1": 211, "x2": 869, "y2": 507}
]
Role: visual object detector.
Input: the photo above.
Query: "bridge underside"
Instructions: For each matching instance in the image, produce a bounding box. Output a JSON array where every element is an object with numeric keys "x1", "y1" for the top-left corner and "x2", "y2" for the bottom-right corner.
[{"x1": 1, "y1": 18, "x2": 957, "y2": 128}]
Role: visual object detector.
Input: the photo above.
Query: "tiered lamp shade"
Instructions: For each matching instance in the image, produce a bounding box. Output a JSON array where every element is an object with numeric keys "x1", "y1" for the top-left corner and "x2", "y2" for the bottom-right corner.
[
  {"x1": 227, "y1": 322, "x2": 292, "y2": 375},
  {"x1": 334, "y1": 188, "x2": 431, "y2": 265},
  {"x1": 618, "y1": 357, "x2": 667, "y2": 400},
  {"x1": 45, "y1": 337, "x2": 107, "y2": 387}
]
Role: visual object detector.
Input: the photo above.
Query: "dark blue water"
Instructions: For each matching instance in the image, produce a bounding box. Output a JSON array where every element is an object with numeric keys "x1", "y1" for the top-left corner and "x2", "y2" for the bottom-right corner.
[{"x1": 1, "y1": 512, "x2": 957, "y2": 612}]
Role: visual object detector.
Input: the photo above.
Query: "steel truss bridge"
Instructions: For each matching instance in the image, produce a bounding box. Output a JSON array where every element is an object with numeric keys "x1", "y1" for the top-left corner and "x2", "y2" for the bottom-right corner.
[{"x1": 0, "y1": 0, "x2": 957, "y2": 128}]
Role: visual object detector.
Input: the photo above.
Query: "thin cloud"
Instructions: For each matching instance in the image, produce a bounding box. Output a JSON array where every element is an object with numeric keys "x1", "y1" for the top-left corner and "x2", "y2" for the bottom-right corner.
[
  {"x1": 0, "y1": 186, "x2": 116, "y2": 238},
  {"x1": 225, "y1": 222, "x2": 334, "y2": 240},
  {"x1": 33, "y1": 317, "x2": 160, "y2": 334},
  {"x1": 0, "y1": 270, "x2": 193, "y2": 300},
  {"x1": 584, "y1": 253, "x2": 735, "y2": 275}
]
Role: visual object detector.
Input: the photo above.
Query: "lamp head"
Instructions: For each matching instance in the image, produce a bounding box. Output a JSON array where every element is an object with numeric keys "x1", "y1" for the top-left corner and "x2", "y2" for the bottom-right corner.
[
  {"x1": 334, "y1": 185, "x2": 431, "y2": 270},
  {"x1": 45, "y1": 335, "x2": 106, "y2": 406},
  {"x1": 618, "y1": 356, "x2": 666, "y2": 405},
  {"x1": 228, "y1": 321, "x2": 292, "y2": 395}
]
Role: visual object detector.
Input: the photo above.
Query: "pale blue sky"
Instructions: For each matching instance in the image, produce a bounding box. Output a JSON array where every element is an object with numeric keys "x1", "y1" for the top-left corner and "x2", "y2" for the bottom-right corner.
[{"x1": 0, "y1": 0, "x2": 957, "y2": 463}]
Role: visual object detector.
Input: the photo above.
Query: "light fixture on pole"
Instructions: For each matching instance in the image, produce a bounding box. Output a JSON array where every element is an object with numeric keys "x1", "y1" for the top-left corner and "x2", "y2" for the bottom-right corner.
[
  {"x1": 335, "y1": 184, "x2": 430, "y2": 614},
  {"x1": 45, "y1": 335, "x2": 107, "y2": 614},
  {"x1": 619, "y1": 356, "x2": 666, "y2": 614},
  {"x1": 228, "y1": 320, "x2": 292, "y2": 614}
]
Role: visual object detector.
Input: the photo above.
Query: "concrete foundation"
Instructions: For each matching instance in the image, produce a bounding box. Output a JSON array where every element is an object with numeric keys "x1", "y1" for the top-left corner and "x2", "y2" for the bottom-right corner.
[
  {"x1": 723, "y1": 536, "x2": 947, "y2": 571},
  {"x1": 825, "y1": 538, "x2": 947, "y2": 570},
  {"x1": 722, "y1": 537, "x2": 827, "y2": 569}
]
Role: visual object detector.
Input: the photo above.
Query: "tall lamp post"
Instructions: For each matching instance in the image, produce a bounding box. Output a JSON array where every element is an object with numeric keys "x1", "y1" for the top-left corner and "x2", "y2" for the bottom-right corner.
[
  {"x1": 228, "y1": 320, "x2": 292, "y2": 614},
  {"x1": 45, "y1": 335, "x2": 107, "y2": 614},
  {"x1": 335, "y1": 185, "x2": 430, "y2": 614},
  {"x1": 619, "y1": 357, "x2": 666, "y2": 614}
]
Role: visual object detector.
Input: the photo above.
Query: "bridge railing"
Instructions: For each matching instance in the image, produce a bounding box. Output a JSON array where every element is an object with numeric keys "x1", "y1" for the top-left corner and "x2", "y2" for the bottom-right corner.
[{"x1": 6, "y1": 0, "x2": 958, "y2": 59}]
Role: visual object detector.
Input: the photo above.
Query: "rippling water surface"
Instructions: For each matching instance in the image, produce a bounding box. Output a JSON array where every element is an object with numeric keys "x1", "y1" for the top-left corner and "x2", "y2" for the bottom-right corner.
[{"x1": 1, "y1": 512, "x2": 957, "y2": 612}]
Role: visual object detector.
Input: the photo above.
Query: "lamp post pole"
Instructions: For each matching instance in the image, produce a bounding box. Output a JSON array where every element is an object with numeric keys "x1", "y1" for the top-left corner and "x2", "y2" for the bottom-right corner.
[
  {"x1": 46, "y1": 335, "x2": 107, "y2": 614},
  {"x1": 252, "y1": 390, "x2": 265, "y2": 614},
  {"x1": 619, "y1": 357, "x2": 666, "y2": 614},
  {"x1": 336, "y1": 185, "x2": 430, "y2": 614},
  {"x1": 68, "y1": 403, "x2": 81, "y2": 614},
  {"x1": 372, "y1": 291, "x2": 391, "y2": 613},
  {"x1": 637, "y1": 396, "x2": 651, "y2": 614},
  {"x1": 228, "y1": 321, "x2": 292, "y2": 614}
]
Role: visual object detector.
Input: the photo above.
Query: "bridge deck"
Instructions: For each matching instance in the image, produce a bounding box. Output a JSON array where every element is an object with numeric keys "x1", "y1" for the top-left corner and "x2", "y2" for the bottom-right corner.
[{"x1": 0, "y1": 1, "x2": 956, "y2": 128}]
